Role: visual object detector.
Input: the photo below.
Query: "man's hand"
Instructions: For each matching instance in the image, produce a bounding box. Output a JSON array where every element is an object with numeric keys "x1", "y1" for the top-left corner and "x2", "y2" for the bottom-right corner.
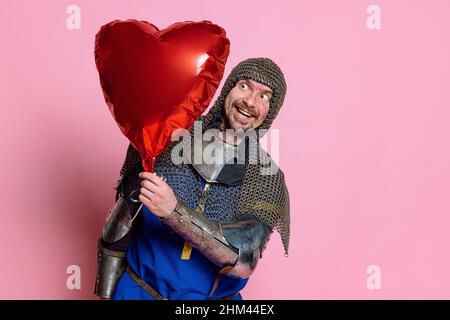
[{"x1": 138, "y1": 172, "x2": 177, "y2": 219}]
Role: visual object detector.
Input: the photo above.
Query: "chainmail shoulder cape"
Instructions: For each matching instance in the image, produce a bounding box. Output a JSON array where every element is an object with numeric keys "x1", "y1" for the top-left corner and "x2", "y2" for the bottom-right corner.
[{"x1": 119, "y1": 58, "x2": 291, "y2": 256}]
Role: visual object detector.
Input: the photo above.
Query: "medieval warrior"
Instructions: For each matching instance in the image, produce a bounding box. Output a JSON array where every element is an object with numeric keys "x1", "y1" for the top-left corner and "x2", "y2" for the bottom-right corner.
[{"x1": 94, "y1": 57, "x2": 291, "y2": 300}]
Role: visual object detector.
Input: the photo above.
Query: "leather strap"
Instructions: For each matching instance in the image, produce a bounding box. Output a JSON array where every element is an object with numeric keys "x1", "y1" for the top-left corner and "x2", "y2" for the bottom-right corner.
[
  {"x1": 127, "y1": 265, "x2": 239, "y2": 300},
  {"x1": 127, "y1": 266, "x2": 167, "y2": 300}
]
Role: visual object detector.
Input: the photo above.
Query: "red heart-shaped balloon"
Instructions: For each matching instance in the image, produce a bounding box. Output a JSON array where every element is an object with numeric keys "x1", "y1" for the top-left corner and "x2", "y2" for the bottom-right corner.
[{"x1": 95, "y1": 19, "x2": 230, "y2": 171}]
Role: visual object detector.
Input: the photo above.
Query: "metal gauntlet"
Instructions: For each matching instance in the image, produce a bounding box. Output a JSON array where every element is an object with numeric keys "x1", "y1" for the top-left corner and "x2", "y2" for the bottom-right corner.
[
  {"x1": 94, "y1": 239, "x2": 127, "y2": 299},
  {"x1": 161, "y1": 200, "x2": 270, "y2": 279}
]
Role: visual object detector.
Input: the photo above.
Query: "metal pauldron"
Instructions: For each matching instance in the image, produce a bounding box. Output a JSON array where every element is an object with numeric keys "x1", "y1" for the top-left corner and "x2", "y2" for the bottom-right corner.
[
  {"x1": 161, "y1": 200, "x2": 270, "y2": 278},
  {"x1": 94, "y1": 239, "x2": 127, "y2": 299}
]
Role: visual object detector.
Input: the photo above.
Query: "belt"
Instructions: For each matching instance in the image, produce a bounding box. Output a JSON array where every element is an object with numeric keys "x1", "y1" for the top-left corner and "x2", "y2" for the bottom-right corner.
[
  {"x1": 127, "y1": 266, "x2": 167, "y2": 300},
  {"x1": 126, "y1": 265, "x2": 239, "y2": 300}
]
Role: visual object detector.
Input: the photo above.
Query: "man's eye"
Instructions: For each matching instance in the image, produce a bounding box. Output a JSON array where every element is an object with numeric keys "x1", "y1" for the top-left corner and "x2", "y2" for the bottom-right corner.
[
  {"x1": 239, "y1": 83, "x2": 248, "y2": 90},
  {"x1": 260, "y1": 94, "x2": 270, "y2": 102}
]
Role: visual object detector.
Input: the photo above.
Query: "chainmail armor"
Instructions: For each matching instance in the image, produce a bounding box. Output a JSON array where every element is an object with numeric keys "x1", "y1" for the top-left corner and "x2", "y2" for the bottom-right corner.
[{"x1": 119, "y1": 58, "x2": 290, "y2": 255}]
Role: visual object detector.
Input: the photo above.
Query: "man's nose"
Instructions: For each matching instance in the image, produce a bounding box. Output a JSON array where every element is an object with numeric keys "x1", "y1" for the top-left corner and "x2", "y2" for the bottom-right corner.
[{"x1": 243, "y1": 91, "x2": 258, "y2": 108}]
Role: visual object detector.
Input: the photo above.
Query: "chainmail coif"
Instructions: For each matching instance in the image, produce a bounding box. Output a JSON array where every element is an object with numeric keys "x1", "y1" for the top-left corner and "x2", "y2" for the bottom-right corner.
[{"x1": 119, "y1": 58, "x2": 291, "y2": 256}]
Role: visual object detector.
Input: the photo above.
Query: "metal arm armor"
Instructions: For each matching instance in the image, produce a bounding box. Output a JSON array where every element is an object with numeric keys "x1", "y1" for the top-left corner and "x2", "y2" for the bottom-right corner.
[{"x1": 161, "y1": 199, "x2": 270, "y2": 278}]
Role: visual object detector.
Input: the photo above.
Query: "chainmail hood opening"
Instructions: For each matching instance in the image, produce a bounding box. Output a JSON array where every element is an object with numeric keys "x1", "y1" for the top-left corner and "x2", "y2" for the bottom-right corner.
[{"x1": 203, "y1": 57, "x2": 287, "y2": 134}]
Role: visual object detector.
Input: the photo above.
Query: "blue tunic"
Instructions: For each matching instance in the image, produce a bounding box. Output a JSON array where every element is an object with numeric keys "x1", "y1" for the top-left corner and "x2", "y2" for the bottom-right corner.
[{"x1": 113, "y1": 178, "x2": 248, "y2": 300}]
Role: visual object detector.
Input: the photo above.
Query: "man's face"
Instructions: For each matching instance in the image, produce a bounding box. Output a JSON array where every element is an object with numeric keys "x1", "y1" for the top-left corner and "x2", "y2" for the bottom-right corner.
[{"x1": 223, "y1": 79, "x2": 272, "y2": 131}]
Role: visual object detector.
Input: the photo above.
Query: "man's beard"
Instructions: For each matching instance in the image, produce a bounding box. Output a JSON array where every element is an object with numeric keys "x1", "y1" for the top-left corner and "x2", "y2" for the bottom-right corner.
[{"x1": 224, "y1": 101, "x2": 258, "y2": 131}]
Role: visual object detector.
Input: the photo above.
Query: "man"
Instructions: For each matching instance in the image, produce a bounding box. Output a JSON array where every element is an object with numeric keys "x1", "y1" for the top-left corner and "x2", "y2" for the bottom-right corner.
[{"x1": 94, "y1": 57, "x2": 290, "y2": 300}]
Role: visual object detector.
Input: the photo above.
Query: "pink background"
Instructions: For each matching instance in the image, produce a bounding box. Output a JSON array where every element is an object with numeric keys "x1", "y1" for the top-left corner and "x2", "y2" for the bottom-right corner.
[{"x1": 1, "y1": 0, "x2": 450, "y2": 299}]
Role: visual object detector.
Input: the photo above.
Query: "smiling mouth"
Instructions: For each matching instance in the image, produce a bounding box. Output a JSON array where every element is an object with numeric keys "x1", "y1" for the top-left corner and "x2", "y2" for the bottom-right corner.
[{"x1": 235, "y1": 106, "x2": 254, "y2": 118}]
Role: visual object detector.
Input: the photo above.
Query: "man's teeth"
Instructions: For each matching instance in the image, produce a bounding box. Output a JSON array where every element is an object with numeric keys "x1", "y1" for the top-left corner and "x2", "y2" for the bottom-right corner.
[{"x1": 237, "y1": 108, "x2": 251, "y2": 117}]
